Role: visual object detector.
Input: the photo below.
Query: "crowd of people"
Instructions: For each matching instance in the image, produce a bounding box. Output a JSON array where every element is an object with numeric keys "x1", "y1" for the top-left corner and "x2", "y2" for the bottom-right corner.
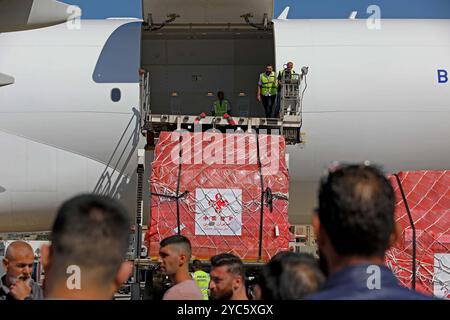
[{"x1": 0, "y1": 164, "x2": 437, "y2": 300}]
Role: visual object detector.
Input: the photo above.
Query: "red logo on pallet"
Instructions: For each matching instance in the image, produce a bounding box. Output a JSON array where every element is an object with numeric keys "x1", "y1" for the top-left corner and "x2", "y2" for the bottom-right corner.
[{"x1": 208, "y1": 193, "x2": 229, "y2": 214}]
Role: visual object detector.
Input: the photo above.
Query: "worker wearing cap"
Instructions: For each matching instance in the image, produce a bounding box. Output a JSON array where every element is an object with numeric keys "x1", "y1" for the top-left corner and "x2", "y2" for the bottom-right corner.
[
  {"x1": 212, "y1": 91, "x2": 232, "y2": 117},
  {"x1": 257, "y1": 64, "x2": 278, "y2": 118}
]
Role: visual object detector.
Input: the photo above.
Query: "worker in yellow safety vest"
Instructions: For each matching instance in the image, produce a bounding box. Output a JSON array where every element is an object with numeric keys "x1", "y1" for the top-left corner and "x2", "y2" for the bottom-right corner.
[
  {"x1": 192, "y1": 259, "x2": 210, "y2": 300},
  {"x1": 212, "y1": 91, "x2": 232, "y2": 117},
  {"x1": 257, "y1": 64, "x2": 278, "y2": 118},
  {"x1": 274, "y1": 61, "x2": 297, "y2": 118}
]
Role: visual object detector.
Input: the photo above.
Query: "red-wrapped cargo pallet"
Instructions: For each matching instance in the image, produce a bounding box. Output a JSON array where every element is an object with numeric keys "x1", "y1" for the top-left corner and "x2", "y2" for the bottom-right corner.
[
  {"x1": 145, "y1": 131, "x2": 291, "y2": 262},
  {"x1": 387, "y1": 171, "x2": 450, "y2": 298}
]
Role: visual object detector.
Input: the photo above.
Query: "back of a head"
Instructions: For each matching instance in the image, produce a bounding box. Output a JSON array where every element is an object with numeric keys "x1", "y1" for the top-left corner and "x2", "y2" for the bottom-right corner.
[
  {"x1": 318, "y1": 164, "x2": 395, "y2": 257},
  {"x1": 160, "y1": 235, "x2": 192, "y2": 260},
  {"x1": 50, "y1": 194, "x2": 131, "y2": 286},
  {"x1": 259, "y1": 252, "x2": 325, "y2": 300},
  {"x1": 192, "y1": 259, "x2": 202, "y2": 271},
  {"x1": 210, "y1": 253, "x2": 244, "y2": 279}
]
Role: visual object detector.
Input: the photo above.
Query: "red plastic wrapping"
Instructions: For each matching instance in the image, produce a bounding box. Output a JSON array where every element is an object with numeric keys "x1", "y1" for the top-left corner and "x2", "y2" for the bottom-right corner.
[
  {"x1": 145, "y1": 131, "x2": 291, "y2": 262},
  {"x1": 386, "y1": 171, "x2": 450, "y2": 298}
]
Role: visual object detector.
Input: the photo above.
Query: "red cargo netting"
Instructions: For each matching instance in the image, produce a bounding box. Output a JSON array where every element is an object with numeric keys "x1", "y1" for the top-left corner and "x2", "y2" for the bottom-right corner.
[
  {"x1": 386, "y1": 171, "x2": 450, "y2": 298},
  {"x1": 145, "y1": 131, "x2": 291, "y2": 262}
]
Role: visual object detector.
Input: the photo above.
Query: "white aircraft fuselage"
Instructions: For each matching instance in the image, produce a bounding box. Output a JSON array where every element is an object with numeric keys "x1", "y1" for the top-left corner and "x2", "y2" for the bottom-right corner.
[{"x1": 0, "y1": 12, "x2": 449, "y2": 231}]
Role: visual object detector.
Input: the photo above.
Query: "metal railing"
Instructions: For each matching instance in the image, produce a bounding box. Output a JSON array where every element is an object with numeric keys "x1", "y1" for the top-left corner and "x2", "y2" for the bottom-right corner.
[
  {"x1": 280, "y1": 73, "x2": 302, "y2": 116},
  {"x1": 140, "y1": 71, "x2": 151, "y2": 130},
  {"x1": 279, "y1": 73, "x2": 302, "y2": 116}
]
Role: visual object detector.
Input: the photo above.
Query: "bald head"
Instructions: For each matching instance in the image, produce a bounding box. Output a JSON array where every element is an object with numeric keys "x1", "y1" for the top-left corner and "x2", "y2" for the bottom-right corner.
[
  {"x1": 5, "y1": 241, "x2": 34, "y2": 260},
  {"x1": 2, "y1": 241, "x2": 35, "y2": 286}
]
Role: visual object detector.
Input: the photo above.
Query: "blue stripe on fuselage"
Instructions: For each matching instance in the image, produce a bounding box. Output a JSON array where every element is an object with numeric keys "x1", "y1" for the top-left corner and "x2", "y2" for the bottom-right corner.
[
  {"x1": 64, "y1": 0, "x2": 450, "y2": 20},
  {"x1": 275, "y1": 0, "x2": 450, "y2": 19},
  {"x1": 93, "y1": 22, "x2": 141, "y2": 83}
]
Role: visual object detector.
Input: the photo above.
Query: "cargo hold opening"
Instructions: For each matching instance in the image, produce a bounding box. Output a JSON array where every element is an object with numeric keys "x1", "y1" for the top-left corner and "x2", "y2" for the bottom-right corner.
[{"x1": 140, "y1": 0, "x2": 275, "y2": 117}]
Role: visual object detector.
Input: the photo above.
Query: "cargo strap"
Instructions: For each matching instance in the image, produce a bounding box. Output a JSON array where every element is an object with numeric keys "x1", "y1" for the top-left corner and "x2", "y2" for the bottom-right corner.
[
  {"x1": 150, "y1": 134, "x2": 186, "y2": 235},
  {"x1": 263, "y1": 188, "x2": 289, "y2": 213},
  {"x1": 264, "y1": 187, "x2": 273, "y2": 213},
  {"x1": 151, "y1": 190, "x2": 189, "y2": 200},
  {"x1": 393, "y1": 173, "x2": 417, "y2": 290},
  {"x1": 256, "y1": 132, "x2": 264, "y2": 261},
  {"x1": 256, "y1": 135, "x2": 291, "y2": 260}
]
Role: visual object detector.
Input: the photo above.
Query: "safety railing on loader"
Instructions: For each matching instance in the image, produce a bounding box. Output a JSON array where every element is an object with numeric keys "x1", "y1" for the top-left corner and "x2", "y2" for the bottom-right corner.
[
  {"x1": 279, "y1": 73, "x2": 302, "y2": 116},
  {"x1": 140, "y1": 71, "x2": 151, "y2": 132}
]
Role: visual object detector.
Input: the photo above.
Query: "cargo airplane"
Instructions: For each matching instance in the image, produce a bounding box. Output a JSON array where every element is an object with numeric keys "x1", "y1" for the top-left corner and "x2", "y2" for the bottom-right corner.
[{"x1": 0, "y1": 0, "x2": 449, "y2": 231}]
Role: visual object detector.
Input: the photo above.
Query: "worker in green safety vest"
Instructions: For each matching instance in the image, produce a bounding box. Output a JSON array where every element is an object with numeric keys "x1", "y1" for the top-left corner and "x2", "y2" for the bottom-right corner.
[
  {"x1": 257, "y1": 64, "x2": 278, "y2": 118},
  {"x1": 278, "y1": 62, "x2": 297, "y2": 83},
  {"x1": 274, "y1": 61, "x2": 297, "y2": 118},
  {"x1": 192, "y1": 259, "x2": 210, "y2": 300},
  {"x1": 212, "y1": 91, "x2": 232, "y2": 117}
]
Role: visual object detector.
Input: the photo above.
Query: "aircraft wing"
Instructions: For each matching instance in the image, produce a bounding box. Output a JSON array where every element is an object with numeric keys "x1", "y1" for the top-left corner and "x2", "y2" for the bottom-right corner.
[
  {"x1": 0, "y1": 73, "x2": 14, "y2": 87},
  {"x1": 0, "y1": 0, "x2": 80, "y2": 32}
]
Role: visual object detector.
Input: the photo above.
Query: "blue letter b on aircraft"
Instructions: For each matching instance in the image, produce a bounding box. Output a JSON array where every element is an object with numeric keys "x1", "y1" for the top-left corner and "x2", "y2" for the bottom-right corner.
[{"x1": 438, "y1": 69, "x2": 448, "y2": 84}]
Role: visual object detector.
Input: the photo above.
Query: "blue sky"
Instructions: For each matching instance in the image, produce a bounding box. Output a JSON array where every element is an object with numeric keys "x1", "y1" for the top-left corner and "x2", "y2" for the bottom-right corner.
[{"x1": 64, "y1": 0, "x2": 450, "y2": 19}]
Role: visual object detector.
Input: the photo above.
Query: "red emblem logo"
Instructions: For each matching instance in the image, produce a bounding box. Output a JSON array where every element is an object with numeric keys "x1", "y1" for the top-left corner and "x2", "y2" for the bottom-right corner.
[{"x1": 208, "y1": 193, "x2": 229, "y2": 214}]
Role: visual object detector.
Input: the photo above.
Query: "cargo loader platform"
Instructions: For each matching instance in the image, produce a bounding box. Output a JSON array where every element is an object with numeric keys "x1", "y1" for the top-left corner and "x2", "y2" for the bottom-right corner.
[
  {"x1": 139, "y1": 71, "x2": 304, "y2": 146},
  {"x1": 141, "y1": 113, "x2": 303, "y2": 146}
]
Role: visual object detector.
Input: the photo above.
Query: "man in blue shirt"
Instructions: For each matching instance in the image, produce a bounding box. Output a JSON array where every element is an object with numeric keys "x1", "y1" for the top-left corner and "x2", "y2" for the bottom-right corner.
[{"x1": 307, "y1": 164, "x2": 435, "y2": 300}]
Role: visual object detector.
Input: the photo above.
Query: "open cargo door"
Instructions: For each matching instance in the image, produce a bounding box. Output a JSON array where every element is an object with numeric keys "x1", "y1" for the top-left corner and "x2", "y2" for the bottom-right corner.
[
  {"x1": 141, "y1": 1, "x2": 277, "y2": 120},
  {"x1": 142, "y1": 0, "x2": 274, "y2": 25}
]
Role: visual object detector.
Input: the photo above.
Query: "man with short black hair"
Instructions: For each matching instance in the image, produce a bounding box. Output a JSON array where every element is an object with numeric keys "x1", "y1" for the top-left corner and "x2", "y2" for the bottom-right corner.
[
  {"x1": 257, "y1": 64, "x2": 278, "y2": 118},
  {"x1": 209, "y1": 253, "x2": 248, "y2": 300},
  {"x1": 308, "y1": 164, "x2": 434, "y2": 300},
  {"x1": 255, "y1": 251, "x2": 324, "y2": 300},
  {"x1": 212, "y1": 91, "x2": 232, "y2": 117},
  {"x1": 41, "y1": 194, "x2": 133, "y2": 300},
  {"x1": 158, "y1": 235, "x2": 203, "y2": 300},
  {"x1": 1, "y1": 241, "x2": 43, "y2": 300}
]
